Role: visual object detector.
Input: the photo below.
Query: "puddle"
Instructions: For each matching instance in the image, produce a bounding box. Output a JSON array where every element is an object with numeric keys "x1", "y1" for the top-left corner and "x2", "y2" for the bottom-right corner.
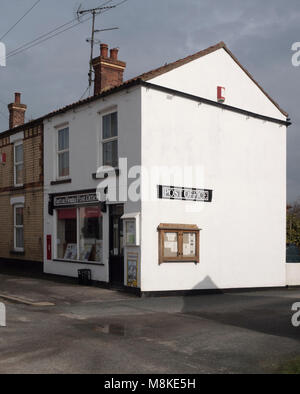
[
  {"x1": 94, "y1": 323, "x2": 150, "y2": 338},
  {"x1": 95, "y1": 324, "x2": 126, "y2": 336}
]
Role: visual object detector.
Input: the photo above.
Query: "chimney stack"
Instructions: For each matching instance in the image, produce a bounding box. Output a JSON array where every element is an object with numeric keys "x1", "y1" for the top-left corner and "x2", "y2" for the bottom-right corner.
[
  {"x1": 92, "y1": 44, "x2": 126, "y2": 95},
  {"x1": 8, "y1": 93, "x2": 27, "y2": 129}
]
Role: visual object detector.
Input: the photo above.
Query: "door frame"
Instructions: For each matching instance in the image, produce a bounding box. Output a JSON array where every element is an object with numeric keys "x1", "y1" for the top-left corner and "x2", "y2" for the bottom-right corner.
[{"x1": 108, "y1": 204, "x2": 124, "y2": 286}]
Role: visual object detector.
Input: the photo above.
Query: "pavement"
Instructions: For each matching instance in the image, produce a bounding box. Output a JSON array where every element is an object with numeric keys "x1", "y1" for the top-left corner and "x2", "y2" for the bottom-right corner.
[{"x1": 0, "y1": 273, "x2": 300, "y2": 374}]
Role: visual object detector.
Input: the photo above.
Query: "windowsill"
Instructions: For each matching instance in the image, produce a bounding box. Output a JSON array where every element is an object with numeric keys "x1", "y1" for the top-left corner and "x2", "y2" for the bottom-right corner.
[
  {"x1": 10, "y1": 250, "x2": 25, "y2": 256},
  {"x1": 53, "y1": 259, "x2": 104, "y2": 266},
  {"x1": 51, "y1": 178, "x2": 72, "y2": 186},
  {"x1": 92, "y1": 168, "x2": 120, "y2": 179},
  {"x1": 13, "y1": 184, "x2": 24, "y2": 189}
]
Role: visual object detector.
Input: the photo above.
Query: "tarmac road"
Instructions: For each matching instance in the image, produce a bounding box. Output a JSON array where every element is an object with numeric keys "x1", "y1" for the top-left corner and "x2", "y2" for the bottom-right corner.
[{"x1": 0, "y1": 273, "x2": 300, "y2": 374}]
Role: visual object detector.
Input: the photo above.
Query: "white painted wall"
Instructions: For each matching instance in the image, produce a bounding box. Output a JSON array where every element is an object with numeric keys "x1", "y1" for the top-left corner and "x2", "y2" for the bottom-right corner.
[
  {"x1": 43, "y1": 87, "x2": 142, "y2": 284},
  {"x1": 150, "y1": 48, "x2": 286, "y2": 121},
  {"x1": 43, "y1": 46, "x2": 287, "y2": 292},
  {"x1": 286, "y1": 264, "x2": 300, "y2": 286},
  {"x1": 140, "y1": 86, "x2": 287, "y2": 292}
]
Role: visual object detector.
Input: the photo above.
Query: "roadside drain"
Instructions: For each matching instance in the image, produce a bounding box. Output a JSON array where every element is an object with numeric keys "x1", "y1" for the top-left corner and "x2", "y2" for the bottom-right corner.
[{"x1": 0, "y1": 294, "x2": 55, "y2": 307}]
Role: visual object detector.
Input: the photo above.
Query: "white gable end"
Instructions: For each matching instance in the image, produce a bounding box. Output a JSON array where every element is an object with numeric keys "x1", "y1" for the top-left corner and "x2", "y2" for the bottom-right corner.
[{"x1": 148, "y1": 48, "x2": 286, "y2": 121}]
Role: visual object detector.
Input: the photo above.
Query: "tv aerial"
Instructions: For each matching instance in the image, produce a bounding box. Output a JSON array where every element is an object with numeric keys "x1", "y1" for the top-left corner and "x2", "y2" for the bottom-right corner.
[{"x1": 76, "y1": 4, "x2": 119, "y2": 89}]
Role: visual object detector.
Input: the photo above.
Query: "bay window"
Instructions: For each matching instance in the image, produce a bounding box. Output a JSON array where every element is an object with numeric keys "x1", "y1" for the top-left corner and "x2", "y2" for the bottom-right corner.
[{"x1": 56, "y1": 205, "x2": 103, "y2": 263}]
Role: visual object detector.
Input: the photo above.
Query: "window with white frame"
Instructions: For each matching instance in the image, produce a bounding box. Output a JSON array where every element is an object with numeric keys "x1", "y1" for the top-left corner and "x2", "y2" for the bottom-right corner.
[
  {"x1": 14, "y1": 205, "x2": 24, "y2": 251},
  {"x1": 14, "y1": 141, "x2": 23, "y2": 186},
  {"x1": 102, "y1": 112, "x2": 118, "y2": 168},
  {"x1": 57, "y1": 127, "x2": 69, "y2": 178}
]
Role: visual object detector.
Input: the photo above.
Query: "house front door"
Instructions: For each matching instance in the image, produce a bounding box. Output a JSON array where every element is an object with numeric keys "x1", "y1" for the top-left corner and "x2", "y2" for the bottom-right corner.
[{"x1": 109, "y1": 204, "x2": 124, "y2": 287}]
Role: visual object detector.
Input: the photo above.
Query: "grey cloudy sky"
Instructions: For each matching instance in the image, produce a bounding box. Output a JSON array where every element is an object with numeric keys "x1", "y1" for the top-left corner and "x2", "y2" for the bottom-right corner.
[{"x1": 0, "y1": 0, "x2": 299, "y2": 202}]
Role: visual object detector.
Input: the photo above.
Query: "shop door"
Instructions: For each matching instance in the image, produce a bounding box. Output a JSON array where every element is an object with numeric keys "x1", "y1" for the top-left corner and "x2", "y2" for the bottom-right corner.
[{"x1": 109, "y1": 204, "x2": 124, "y2": 286}]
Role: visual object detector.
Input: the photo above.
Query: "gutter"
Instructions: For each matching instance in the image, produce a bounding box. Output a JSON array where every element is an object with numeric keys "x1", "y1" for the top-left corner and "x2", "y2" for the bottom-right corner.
[
  {"x1": 0, "y1": 78, "x2": 290, "y2": 137},
  {"x1": 141, "y1": 81, "x2": 291, "y2": 127}
]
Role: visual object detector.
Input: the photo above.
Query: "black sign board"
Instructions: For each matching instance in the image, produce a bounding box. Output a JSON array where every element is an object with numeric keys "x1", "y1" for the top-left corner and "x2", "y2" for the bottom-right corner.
[
  {"x1": 53, "y1": 192, "x2": 98, "y2": 208},
  {"x1": 158, "y1": 185, "x2": 213, "y2": 203}
]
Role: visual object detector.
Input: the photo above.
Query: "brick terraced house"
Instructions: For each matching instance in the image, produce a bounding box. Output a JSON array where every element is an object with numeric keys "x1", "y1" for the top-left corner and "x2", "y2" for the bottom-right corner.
[{"x1": 0, "y1": 93, "x2": 44, "y2": 269}]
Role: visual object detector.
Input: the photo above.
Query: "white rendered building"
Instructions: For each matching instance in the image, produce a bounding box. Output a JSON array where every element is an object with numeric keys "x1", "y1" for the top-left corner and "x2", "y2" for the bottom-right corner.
[{"x1": 43, "y1": 42, "x2": 290, "y2": 295}]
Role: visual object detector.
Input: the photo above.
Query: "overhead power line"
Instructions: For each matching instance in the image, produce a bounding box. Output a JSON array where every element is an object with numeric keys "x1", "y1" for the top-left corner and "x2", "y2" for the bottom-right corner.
[
  {"x1": 6, "y1": 15, "x2": 93, "y2": 60},
  {"x1": 0, "y1": 15, "x2": 92, "y2": 63},
  {"x1": 7, "y1": 17, "x2": 79, "y2": 58},
  {"x1": 0, "y1": 100, "x2": 8, "y2": 120},
  {"x1": 0, "y1": 98, "x2": 8, "y2": 107},
  {"x1": 0, "y1": 108, "x2": 8, "y2": 121},
  {"x1": 0, "y1": 0, "x2": 41, "y2": 41},
  {"x1": 79, "y1": 86, "x2": 90, "y2": 101},
  {"x1": 0, "y1": 0, "x2": 130, "y2": 108},
  {"x1": 0, "y1": 0, "x2": 128, "y2": 63}
]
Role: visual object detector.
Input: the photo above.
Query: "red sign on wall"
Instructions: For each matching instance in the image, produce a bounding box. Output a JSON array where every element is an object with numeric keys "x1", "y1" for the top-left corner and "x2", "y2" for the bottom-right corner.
[
  {"x1": 47, "y1": 235, "x2": 52, "y2": 260},
  {"x1": 217, "y1": 86, "x2": 225, "y2": 103}
]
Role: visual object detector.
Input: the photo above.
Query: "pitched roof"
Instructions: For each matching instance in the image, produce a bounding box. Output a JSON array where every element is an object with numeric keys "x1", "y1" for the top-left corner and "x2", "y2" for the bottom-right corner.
[
  {"x1": 43, "y1": 40, "x2": 289, "y2": 118},
  {"x1": 135, "y1": 41, "x2": 288, "y2": 117},
  {"x1": 137, "y1": 41, "x2": 226, "y2": 81},
  {"x1": 46, "y1": 40, "x2": 288, "y2": 118},
  {"x1": 0, "y1": 41, "x2": 288, "y2": 137},
  {"x1": 222, "y1": 44, "x2": 288, "y2": 117}
]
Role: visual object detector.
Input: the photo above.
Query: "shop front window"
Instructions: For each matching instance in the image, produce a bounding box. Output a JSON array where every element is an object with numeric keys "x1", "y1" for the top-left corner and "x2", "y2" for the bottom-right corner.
[
  {"x1": 57, "y1": 208, "x2": 77, "y2": 260},
  {"x1": 79, "y1": 206, "x2": 103, "y2": 262},
  {"x1": 56, "y1": 205, "x2": 103, "y2": 263}
]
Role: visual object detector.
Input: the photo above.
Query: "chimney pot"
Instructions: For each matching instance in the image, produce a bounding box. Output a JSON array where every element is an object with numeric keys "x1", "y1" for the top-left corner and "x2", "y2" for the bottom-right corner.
[
  {"x1": 100, "y1": 43, "x2": 108, "y2": 58},
  {"x1": 110, "y1": 48, "x2": 119, "y2": 60},
  {"x1": 15, "y1": 92, "x2": 21, "y2": 104}
]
